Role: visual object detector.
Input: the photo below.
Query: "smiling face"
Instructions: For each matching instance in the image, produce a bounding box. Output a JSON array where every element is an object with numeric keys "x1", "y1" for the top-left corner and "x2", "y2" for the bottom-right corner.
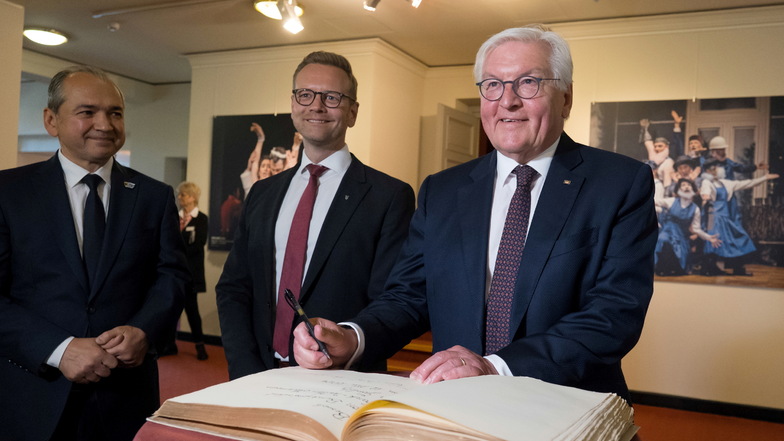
[
  {"x1": 479, "y1": 40, "x2": 572, "y2": 164},
  {"x1": 43, "y1": 72, "x2": 125, "y2": 172},
  {"x1": 291, "y1": 63, "x2": 358, "y2": 161}
]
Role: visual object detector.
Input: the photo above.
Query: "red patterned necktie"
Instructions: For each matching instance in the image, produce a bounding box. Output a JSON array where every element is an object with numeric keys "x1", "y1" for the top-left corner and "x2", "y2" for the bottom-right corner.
[
  {"x1": 273, "y1": 164, "x2": 328, "y2": 358},
  {"x1": 485, "y1": 165, "x2": 538, "y2": 355}
]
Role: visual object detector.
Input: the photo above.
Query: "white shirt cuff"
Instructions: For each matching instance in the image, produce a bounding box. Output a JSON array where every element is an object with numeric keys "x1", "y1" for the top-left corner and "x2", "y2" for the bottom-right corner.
[
  {"x1": 47, "y1": 337, "x2": 75, "y2": 368},
  {"x1": 337, "y1": 322, "x2": 364, "y2": 369},
  {"x1": 484, "y1": 353, "x2": 512, "y2": 376}
]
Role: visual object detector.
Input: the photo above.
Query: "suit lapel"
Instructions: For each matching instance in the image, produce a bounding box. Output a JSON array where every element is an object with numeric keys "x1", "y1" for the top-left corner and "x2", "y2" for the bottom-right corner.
[
  {"x1": 259, "y1": 168, "x2": 296, "y2": 304},
  {"x1": 456, "y1": 154, "x2": 496, "y2": 352},
  {"x1": 89, "y1": 162, "x2": 139, "y2": 299},
  {"x1": 300, "y1": 156, "x2": 369, "y2": 301},
  {"x1": 32, "y1": 155, "x2": 90, "y2": 292},
  {"x1": 509, "y1": 134, "x2": 585, "y2": 335}
]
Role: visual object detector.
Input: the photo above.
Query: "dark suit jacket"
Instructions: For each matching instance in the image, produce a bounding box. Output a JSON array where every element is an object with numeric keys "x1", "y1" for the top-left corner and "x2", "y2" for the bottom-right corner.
[
  {"x1": 0, "y1": 154, "x2": 189, "y2": 441},
  {"x1": 217, "y1": 154, "x2": 415, "y2": 380},
  {"x1": 353, "y1": 133, "x2": 658, "y2": 401},
  {"x1": 182, "y1": 211, "x2": 209, "y2": 292}
]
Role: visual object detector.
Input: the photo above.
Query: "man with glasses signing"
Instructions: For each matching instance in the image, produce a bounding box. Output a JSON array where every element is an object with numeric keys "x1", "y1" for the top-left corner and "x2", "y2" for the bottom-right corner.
[
  {"x1": 217, "y1": 51, "x2": 415, "y2": 379},
  {"x1": 294, "y1": 25, "x2": 657, "y2": 402}
]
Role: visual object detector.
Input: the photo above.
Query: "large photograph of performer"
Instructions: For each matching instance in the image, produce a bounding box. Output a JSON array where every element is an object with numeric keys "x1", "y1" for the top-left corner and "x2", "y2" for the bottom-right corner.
[
  {"x1": 208, "y1": 114, "x2": 300, "y2": 250},
  {"x1": 591, "y1": 97, "x2": 783, "y2": 288}
]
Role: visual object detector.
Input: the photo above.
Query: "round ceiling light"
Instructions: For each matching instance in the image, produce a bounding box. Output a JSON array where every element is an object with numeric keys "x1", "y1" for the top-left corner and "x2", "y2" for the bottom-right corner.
[{"x1": 23, "y1": 28, "x2": 69, "y2": 46}]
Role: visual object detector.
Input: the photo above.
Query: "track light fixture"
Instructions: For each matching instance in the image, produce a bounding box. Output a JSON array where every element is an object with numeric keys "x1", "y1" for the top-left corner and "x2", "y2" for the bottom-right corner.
[
  {"x1": 363, "y1": 0, "x2": 381, "y2": 11},
  {"x1": 277, "y1": 0, "x2": 304, "y2": 33},
  {"x1": 254, "y1": 0, "x2": 304, "y2": 34}
]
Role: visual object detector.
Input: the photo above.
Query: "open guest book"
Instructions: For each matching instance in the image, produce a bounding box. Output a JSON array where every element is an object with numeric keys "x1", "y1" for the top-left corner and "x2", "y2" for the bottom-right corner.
[{"x1": 149, "y1": 367, "x2": 638, "y2": 441}]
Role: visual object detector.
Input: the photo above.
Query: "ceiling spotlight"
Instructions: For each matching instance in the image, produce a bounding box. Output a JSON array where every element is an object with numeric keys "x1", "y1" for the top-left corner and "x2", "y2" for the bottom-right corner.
[
  {"x1": 23, "y1": 28, "x2": 68, "y2": 46},
  {"x1": 277, "y1": 0, "x2": 304, "y2": 34},
  {"x1": 254, "y1": 0, "x2": 303, "y2": 20},
  {"x1": 363, "y1": 0, "x2": 381, "y2": 11}
]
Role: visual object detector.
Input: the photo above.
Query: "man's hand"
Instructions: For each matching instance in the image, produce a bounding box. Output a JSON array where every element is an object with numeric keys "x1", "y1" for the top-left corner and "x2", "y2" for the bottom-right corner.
[
  {"x1": 59, "y1": 338, "x2": 118, "y2": 384},
  {"x1": 409, "y1": 345, "x2": 497, "y2": 384},
  {"x1": 96, "y1": 326, "x2": 149, "y2": 368},
  {"x1": 292, "y1": 318, "x2": 357, "y2": 369}
]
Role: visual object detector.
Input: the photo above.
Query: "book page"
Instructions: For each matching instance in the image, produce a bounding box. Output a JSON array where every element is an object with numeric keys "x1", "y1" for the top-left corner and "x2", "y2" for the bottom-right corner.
[
  {"x1": 347, "y1": 375, "x2": 632, "y2": 441},
  {"x1": 163, "y1": 367, "x2": 420, "y2": 439}
]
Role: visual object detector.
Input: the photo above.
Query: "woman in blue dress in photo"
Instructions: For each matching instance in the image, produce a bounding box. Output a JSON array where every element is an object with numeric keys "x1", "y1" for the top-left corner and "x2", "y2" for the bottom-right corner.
[{"x1": 655, "y1": 178, "x2": 720, "y2": 276}]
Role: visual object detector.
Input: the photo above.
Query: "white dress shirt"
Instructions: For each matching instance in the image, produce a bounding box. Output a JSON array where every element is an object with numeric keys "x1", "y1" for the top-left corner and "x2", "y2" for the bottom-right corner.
[
  {"x1": 47, "y1": 152, "x2": 114, "y2": 368},
  {"x1": 273, "y1": 146, "x2": 352, "y2": 360}
]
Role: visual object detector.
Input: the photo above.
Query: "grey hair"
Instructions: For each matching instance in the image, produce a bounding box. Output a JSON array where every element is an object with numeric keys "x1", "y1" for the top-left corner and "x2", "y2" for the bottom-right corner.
[
  {"x1": 473, "y1": 24, "x2": 573, "y2": 92},
  {"x1": 48, "y1": 65, "x2": 124, "y2": 112}
]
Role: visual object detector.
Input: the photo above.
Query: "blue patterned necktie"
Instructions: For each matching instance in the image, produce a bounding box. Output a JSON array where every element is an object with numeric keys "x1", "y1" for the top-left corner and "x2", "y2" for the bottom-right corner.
[
  {"x1": 82, "y1": 174, "x2": 106, "y2": 286},
  {"x1": 485, "y1": 165, "x2": 538, "y2": 355}
]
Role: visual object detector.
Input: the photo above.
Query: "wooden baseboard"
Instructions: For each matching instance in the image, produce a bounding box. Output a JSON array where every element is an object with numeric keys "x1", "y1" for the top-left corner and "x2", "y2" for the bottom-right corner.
[{"x1": 630, "y1": 391, "x2": 784, "y2": 423}]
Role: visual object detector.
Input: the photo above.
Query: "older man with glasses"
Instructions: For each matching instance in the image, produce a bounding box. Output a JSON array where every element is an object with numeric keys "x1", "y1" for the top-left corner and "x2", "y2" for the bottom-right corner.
[
  {"x1": 216, "y1": 51, "x2": 415, "y2": 380},
  {"x1": 294, "y1": 25, "x2": 657, "y2": 404}
]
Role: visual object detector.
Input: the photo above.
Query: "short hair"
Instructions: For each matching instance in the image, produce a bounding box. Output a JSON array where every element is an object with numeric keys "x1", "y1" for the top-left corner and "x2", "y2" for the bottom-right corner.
[
  {"x1": 474, "y1": 24, "x2": 573, "y2": 92},
  {"x1": 48, "y1": 65, "x2": 124, "y2": 113},
  {"x1": 654, "y1": 137, "x2": 670, "y2": 146},
  {"x1": 292, "y1": 51, "x2": 358, "y2": 99},
  {"x1": 177, "y1": 181, "x2": 201, "y2": 203}
]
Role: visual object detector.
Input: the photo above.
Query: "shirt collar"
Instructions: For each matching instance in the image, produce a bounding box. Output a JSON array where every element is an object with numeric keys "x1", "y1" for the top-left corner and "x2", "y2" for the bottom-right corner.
[
  {"x1": 495, "y1": 137, "x2": 559, "y2": 184},
  {"x1": 297, "y1": 144, "x2": 352, "y2": 177},
  {"x1": 58, "y1": 150, "x2": 114, "y2": 188}
]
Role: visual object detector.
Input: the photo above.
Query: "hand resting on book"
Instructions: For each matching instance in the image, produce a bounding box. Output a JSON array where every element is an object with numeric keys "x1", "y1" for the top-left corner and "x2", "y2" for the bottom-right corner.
[{"x1": 409, "y1": 345, "x2": 498, "y2": 384}]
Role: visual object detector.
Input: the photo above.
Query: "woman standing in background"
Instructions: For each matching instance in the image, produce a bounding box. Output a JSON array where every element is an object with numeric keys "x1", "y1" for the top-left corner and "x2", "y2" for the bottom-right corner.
[{"x1": 176, "y1": 181, "x2": 210, "y2": 360}]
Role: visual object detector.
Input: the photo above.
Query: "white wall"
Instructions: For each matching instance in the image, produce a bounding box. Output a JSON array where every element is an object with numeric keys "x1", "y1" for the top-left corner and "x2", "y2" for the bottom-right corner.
[
  {"x1": 0, "y1": 0, "x2": 23, "y2": 169},
  {"x1": 177, "y1": 6, "x2": 784, "y2": 410}
]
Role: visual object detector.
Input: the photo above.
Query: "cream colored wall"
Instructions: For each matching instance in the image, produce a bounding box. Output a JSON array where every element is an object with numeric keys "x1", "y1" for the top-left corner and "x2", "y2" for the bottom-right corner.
[
  {"x1": 184, "y1": 6, "x2": 784, "y2": 409},
  {"x1": 185, "y1": 39, "x2": 426, "y2": 337},
  {"x1": 0, "y1": 1, "x2": 23, "y2": 169}
]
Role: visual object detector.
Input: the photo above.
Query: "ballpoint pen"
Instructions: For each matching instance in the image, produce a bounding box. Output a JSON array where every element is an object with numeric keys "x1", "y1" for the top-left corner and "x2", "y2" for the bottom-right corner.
[{"x1": 284, "y1": 289, "x2": 331, "y2": 360}]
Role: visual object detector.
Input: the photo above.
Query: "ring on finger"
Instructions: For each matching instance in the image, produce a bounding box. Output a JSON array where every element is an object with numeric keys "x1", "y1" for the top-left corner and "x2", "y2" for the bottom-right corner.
[{"x1": 459, "y1": 357, "x2": 466, "y2": 366}]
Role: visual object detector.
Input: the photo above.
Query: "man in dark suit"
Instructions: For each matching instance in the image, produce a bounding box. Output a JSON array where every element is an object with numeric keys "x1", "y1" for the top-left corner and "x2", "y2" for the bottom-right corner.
[
  {"x1": 293, "y1": 25, "x2": 657, "y2": 402},
  {"x1": 0, "y1": 66, "x2": 189, "y2": 441},
  {"x1": 216, "y1": 51, "x2": 415, "y2": 380}
]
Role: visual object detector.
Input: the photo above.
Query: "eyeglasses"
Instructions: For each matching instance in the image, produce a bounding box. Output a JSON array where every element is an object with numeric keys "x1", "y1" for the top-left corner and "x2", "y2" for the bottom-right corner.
[
  {"x1": 292, "y1": 88, "x2": 356, "y2": 108},
  {"x1": 475, "y1": 75, "x2": 560, "y2": 101}
]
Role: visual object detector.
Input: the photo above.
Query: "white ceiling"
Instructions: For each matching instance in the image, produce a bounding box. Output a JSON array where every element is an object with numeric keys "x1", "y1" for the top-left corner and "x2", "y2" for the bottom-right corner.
[{"x1": 12, "y1": 0, "x2": 784, "y2": 84}]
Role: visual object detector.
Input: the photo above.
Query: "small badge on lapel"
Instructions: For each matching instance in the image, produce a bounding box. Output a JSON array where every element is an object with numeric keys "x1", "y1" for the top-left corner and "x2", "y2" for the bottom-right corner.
[
  {"x1": 124, "y1": 181, "x2": 136, "y2": 189},
  {"x1": 563, "y1": 180, "x2": 571, "y2": 185},
  {"x1": 344, "y1": 195, "x2": 350, "y2": 200}
]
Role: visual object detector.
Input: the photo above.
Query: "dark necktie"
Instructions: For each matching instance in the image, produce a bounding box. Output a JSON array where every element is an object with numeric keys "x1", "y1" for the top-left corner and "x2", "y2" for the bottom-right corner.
[
  {"x1": 82, "y1": 174, "x2": 106, "y2": 286},
  {"x1": 485, "y1": 165, "x2": 538, "y2": 355},
  {"x1": 273, "y1": 164, "x2": 328, "y2": 357}
]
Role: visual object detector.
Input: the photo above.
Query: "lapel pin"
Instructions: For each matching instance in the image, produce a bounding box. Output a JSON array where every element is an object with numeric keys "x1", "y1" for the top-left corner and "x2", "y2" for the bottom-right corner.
[
  {"x1": 344, "y1": 195, "x2": 350, "y2": 200},
  {"x1": 124, "y1": 182, "x2": 136, "y2": 189},
  {"x1": 563, "y1": 180, "x2": 571, "y2": 185}
]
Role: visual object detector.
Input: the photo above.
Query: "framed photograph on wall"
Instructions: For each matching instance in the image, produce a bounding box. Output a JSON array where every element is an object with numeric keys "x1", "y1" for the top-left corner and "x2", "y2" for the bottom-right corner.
[
  {"x1": 591, "y1": 97, "x2": 784, "y2": 289},
  {"x1": 208, "y1": 113, "x2": 298, "y2": 251}
]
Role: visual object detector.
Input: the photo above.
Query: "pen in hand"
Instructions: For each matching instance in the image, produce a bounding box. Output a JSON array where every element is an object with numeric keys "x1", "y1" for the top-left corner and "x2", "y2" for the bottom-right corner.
[{"x1": 284, "y1": 289, "x2": 331, "y2": 360}]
